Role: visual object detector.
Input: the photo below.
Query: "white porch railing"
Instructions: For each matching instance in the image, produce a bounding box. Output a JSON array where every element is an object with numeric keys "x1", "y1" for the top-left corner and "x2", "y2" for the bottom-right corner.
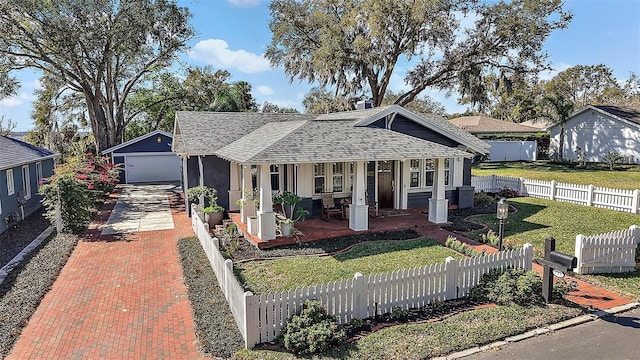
[
  {"x1": 192, "y1": 204, "x2": 533, "y2": 348},
  {"x1": 574, "y1": 226, "x2": 640, "y2": 275},
  {"x1": 471, "y1": 175, "x2": 640, "y2": 214}
]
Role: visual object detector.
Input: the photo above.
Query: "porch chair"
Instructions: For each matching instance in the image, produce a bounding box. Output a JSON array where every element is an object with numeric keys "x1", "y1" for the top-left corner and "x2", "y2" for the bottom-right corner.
[
  {"x1": 321, "y1": 193, "x2": 343, "y2": 221},
  {"x1": 364, "y1": 191, "x2": 379, "y2": 217}
]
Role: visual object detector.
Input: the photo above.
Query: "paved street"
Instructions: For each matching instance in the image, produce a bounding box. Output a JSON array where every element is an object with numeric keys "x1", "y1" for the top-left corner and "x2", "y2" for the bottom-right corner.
[{"x1": 466, "y1": 306, "x2": 640, "y2": 360}]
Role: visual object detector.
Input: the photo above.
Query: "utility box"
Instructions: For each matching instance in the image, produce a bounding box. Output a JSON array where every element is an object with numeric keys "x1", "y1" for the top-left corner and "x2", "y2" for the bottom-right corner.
[{"x1": 457, "y1": 186, "x2": 475, "y2": 209}]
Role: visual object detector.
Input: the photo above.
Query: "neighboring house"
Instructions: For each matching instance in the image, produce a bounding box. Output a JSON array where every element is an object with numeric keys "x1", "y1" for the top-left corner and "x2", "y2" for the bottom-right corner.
[
  {"x1": 0, "y1": 136, "x2": 58, "y2": 234},
  {"x1": 101, "y1": 130, "x2": 181, "y2": 184},
  {"x1": 549, "y1": 105, "x2": 640, "y2": 164},
  {"x1": 449, "y1": 115, "x2": 545, "y2": 162},
  {"x1": 172, "y1": 104, "x2": 489, "y2": 242}
]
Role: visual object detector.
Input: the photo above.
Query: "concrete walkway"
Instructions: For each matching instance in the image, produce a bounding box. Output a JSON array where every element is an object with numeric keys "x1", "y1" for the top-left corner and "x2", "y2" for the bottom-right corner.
[{"x1": 7, "y1": 184, "x2": 205, "y2": 360}]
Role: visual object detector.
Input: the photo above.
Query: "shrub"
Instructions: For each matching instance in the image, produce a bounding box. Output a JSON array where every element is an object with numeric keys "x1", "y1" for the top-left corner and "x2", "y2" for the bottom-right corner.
[
  {"x1": 602, "y1": 151, "x2": 623, "y2": 170},
  {"x1": 474, "y1": 191, "x2": 494, "y2": 205},
  {"x1": 445, "y1": 235, "x2": 481, "y2": 256},
  {"x1": 469, "y1": 268, "x2": 544, "y2": 306},
  {"x1": 281, "y1": 300, "x2": 346, "y2": 354},
  {"x1": 40, "y1": 154, "x2": 119, "y2": 234},
  {"x1": 497, "y1": 186, "x2": 520, "y2": 198}
]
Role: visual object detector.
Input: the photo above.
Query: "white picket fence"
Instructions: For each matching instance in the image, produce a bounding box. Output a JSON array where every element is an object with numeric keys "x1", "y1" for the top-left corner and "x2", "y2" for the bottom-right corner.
[
  {"x1": 471, "y1": 175, "x2": 640, "y2": 214},
  {"x1": 574, "y1": 226, "x2": 640, "y2": 275},
  {"x1": 191, "y1": 205, "x2": 533, "y2": 348}
]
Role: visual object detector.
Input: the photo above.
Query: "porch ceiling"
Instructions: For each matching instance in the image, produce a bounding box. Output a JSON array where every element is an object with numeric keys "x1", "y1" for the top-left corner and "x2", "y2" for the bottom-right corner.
[{"x1": 214, "y1": 119, "x2": 473, "y2": 164}]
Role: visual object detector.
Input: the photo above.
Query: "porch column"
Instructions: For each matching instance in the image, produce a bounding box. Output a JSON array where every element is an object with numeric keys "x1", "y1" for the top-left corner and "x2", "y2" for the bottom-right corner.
[
  {"x1": 257, "y1": 164, "x2": 276, "y2": 241},
  {"x1": 428, "y1": 158, "x2": 449, "y2": 224},
  {"x1": 182, "y1": 156, "x2": 189, "y2": 213},
  {"x1": 350, "y1": 161, "x2": 368, "y2": 231},
  {"x1": 228, "y1": 162, "x2": 241, "y2": 211},
  {"x1": 240, "y1": 165, "x2": 255, "y2": 223}
]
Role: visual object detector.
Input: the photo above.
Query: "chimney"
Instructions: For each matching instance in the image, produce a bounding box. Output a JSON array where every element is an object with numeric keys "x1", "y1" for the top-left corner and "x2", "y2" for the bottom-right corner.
[{"x1": 356, "y1": 99, "x2": 373, "y2": 110}]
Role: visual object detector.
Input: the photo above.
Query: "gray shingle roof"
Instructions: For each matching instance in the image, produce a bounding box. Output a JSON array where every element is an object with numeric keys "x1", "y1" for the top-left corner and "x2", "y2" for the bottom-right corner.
[
  {"x1": 215, "y1": 120, "x2": 472, "y2": 164},
  {"x1": 172, "y1": 111, "x2": 315, "y2": 155},
  {"x1": 173, "y1": 106, "x2": 489, "y2": 162},
  {"x1": 0, "y1": 136, "x2": 58, "y2": 171},
  {"x1": 449, "y1": 116, "x2": 543, "y2": 133}
]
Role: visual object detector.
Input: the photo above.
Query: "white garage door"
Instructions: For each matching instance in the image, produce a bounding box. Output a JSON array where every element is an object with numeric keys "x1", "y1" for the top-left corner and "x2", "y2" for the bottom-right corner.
[{"x1": 125, "y1": 154, "x2": 181, "y2": 183}]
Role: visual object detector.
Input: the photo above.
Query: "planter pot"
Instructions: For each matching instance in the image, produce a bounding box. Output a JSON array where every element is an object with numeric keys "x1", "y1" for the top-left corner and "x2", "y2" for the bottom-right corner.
[
  {"x1": 280, "y1": 221, "x2": 293, "y2": 237},
  {"x1": 247, "y1": 216, "x2": 258, "y2": 236},
  {"x1": 205, "y1": 211, "x2": 224, "y2": 227}
]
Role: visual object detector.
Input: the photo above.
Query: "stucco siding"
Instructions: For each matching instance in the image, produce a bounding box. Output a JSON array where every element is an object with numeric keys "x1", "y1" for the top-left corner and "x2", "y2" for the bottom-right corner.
[{"x1": 550, "y1": 110, "x2": 640, "y2": 163}]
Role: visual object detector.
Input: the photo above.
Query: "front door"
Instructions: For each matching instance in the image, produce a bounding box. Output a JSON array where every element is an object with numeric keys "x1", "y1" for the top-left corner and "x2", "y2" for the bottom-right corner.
[{"x1": 377, "y1": 161, "x2": 394, "y2": 208}]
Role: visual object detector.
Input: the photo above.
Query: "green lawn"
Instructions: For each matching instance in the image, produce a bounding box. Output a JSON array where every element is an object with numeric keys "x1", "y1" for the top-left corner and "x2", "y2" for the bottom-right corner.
[
  {"x1": 462, "y1": 197, "x2": 639, "y2": 255},
  {"x1": 472, "y1": 161, "x2": 640, "y2": 190},
  {"x1": 236, "y1": 238, "x2": 463, "y2": 294}
]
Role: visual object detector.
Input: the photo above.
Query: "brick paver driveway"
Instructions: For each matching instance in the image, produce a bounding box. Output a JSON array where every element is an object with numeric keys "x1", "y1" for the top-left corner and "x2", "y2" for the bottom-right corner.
[{"x1": 7, "y1": 184, "x2": 205, "y2": 360}]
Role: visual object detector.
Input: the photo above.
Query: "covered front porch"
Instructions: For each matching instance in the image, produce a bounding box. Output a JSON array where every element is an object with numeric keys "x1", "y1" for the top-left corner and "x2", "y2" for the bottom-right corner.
[{"x1": 228, "y1": 207, "x2": 441, "y2": 249}]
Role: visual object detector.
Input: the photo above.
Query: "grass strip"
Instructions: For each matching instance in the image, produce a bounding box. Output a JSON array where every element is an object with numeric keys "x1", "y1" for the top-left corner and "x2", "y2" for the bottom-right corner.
[
  {"x1": 236, "y1": 237, "x2": 462, "y2": 294},
  {"x1": 0, "y1": 233, "x2": 78, "y2": 359},
  {"x1": 472, "y1": 161, "x2": 640, "y2": 190},
  {"x1": 178, "y1": 236, "x2": 244, "y2": 359},
  {"x1": 235, "y1": 303, "x2": 585, "y2": 359}
]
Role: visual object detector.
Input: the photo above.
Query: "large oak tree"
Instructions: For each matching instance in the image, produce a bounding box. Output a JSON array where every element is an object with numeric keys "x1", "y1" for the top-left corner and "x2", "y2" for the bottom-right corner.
[
  {"x1": 0, "y1": 0, "x2": 194, "y2": 151},
  {"x1": 266, "y1": 0, "x2": 571, "y2": 109}
]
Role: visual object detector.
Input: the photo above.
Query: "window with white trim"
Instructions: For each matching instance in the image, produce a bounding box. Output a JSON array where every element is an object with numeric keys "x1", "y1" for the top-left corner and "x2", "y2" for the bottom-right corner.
[
  {"x1": 314, "y1": 163, "x2": 326, "y2": 193},
  {"x1": 6, "y1": 169, "x2": 14, "y2": 196},
  {"x1": 22, "y1": 165, "x2": 31, "y2": 200},
  {"x1": 36, "y1": 162, "x2": 43, "y2": 191},
  {"x1": 424, "y1": 159, "x2": 435, "y2": 186},
  {"x1": 270, "y1": 164, "x2": 280, "y2": 191},
  {"x1": 332, "y1": 163, "x2": 344, "y2": 193},
  {"x1": 407, "y1": 158, "x2": 453, "y2": 189},
  {"x1": 409, "y1": 159, "x2": 421, "y2": 188}
]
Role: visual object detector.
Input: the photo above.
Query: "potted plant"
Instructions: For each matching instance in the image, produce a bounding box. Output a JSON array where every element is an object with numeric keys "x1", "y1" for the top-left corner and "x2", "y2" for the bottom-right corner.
[
  {"x1": 187, "y1": 186, "x2": 225, "y2": 227},
  {"x1": 273, "y1": 191, "x2": 310, "y2": 237},
  {"x1": 236, "y1": 188, "x2": 260, "y2": 223}
]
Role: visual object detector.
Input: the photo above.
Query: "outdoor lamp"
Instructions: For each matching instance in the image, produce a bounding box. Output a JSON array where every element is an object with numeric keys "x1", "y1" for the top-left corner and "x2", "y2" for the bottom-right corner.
[{"x1": 496, "y1": 198, "x2": 508, "y2": 251}]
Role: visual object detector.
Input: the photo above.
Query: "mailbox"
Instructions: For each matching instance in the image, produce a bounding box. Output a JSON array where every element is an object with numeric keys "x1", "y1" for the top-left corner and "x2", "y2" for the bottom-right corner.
[{"x1": 549, "y1": 251, "x2": 577, "y2": 270}]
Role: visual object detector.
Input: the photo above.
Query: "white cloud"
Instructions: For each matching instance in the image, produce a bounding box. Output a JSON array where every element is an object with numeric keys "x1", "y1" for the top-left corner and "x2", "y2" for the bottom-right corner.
[
  {"x1": 539, "y1": 62, "x2": 572, "y2": 81},
  {"x1": 188, "y1": 39, "x2": 272, "y2": 74},
  {"x1": 0, "y1": 92, "x2": 34, "y2": 107},
  {"x1": 227, "y1": 0, "x2": 263, "y2": 7},
  {"x1": 256, "y1": 85, "x2": 274, "y2": 95},
  {"x1": 23, "y1": 79, "x2": 41, "y2": 89}
]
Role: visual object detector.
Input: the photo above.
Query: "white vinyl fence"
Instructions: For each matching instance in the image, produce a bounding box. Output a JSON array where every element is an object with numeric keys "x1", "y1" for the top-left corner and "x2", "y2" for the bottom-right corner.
[
  {"x1": 471, "y1": 175, "x2": 640, "y2": 214},
  {"x1": 574, "y1": 226, "x2": 640, "y2": 275},
  {"x1": 486, "y1": 140, "x2": 537, "y2": 162},
  {"x1": 192, "y1": 205, "x2": 533, "y2": 348}
]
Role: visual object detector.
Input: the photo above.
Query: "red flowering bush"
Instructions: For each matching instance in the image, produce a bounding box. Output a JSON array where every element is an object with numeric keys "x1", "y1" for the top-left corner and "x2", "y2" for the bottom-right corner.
[{"x1": 40, "y1": 153, "x2": 121, "y2": 234}]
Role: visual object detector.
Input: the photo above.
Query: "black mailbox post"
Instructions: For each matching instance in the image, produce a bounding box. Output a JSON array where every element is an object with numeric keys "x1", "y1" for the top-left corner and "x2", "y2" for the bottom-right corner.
[{"x1": 538, "y1": 237, "x2": 577, "y2": 303}]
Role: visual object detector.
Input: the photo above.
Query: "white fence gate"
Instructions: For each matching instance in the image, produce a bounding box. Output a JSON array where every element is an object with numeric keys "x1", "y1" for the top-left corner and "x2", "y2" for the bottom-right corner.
[
  {"x1": 471, "y1": 175, "x2": 640, "y2": 214},
  {"x1": 192, "y1": 205, "x2": 533, "y2": 348},
  {"x1": 574, "y1": 226, "x2": 640, "y2": 275}
]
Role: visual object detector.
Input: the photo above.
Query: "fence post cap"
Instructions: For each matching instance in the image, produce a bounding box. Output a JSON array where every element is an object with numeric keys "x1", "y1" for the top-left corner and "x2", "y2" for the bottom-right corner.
[
  {"x1": 523, "y1": 243, "x2": 533, "y2": 249},
  {"x1": 244, "y1": 291, "x2": 254, "y2": 297},
  {"x1": 354, "y1": 272, "x2": 364, "y2": 279},
  {"x1": 225, "y1": 258, "x2": 233, "y2": 265}
]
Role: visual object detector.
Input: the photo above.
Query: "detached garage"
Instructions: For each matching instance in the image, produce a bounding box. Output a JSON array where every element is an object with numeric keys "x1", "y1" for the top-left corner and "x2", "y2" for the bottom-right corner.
[{"x1": 101, "y1": 130, "x2": 181, "y2": 184}]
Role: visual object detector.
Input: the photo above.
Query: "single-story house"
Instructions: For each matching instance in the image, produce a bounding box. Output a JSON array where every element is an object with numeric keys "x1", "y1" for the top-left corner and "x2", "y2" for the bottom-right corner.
[
  {"x1": 449, "y1": 115, "x2": 546, "y2": 162},
  {"x1": 549, "y1": 105, "x2": 640, "y2": 164},
  {"x1": 0, "y1": 136, "x2": 58, "y2": 234},
  {"x1": 172, "y1": 104, "x2": 489, "y2": 242},
  {"x1": 101, "y1": 129, "x2": 181, "y2": 183}
]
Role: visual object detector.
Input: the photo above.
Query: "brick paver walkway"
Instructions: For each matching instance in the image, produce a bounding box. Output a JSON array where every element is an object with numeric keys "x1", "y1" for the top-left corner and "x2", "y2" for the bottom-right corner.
[{"x1": 7, "y1": 186, "x2": 205, "y2": 360}]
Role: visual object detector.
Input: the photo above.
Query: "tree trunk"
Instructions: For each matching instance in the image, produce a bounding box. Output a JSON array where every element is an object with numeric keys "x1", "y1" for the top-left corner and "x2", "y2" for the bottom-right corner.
[
  {"x1": 558, "y1": 125, "x2": 565, "y2": 161},
  {"x1": 84, "y1": 91, "x2": 123, "y2": 152}
]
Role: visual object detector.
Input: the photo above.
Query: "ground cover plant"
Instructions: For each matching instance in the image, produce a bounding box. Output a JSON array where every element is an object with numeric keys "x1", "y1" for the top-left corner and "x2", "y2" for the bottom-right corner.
[
  {"x1": 235, "y1": 237, "x2": 464, "y2": 294},
  {"x1": 0, "y1": 233, "x2": 78, "y2": 359},
  {"x1": 472, "y1": 161, "x2": 640, "y2": 190},
  {"x1": 178, "y1": 237, "x2": 244, "y2": 359}
]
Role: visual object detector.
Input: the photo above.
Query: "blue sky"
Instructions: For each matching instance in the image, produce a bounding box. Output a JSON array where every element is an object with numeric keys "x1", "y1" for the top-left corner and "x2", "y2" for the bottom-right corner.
[{"x1": 2, "y1": 0, "x2": 639, "y2": 132}]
